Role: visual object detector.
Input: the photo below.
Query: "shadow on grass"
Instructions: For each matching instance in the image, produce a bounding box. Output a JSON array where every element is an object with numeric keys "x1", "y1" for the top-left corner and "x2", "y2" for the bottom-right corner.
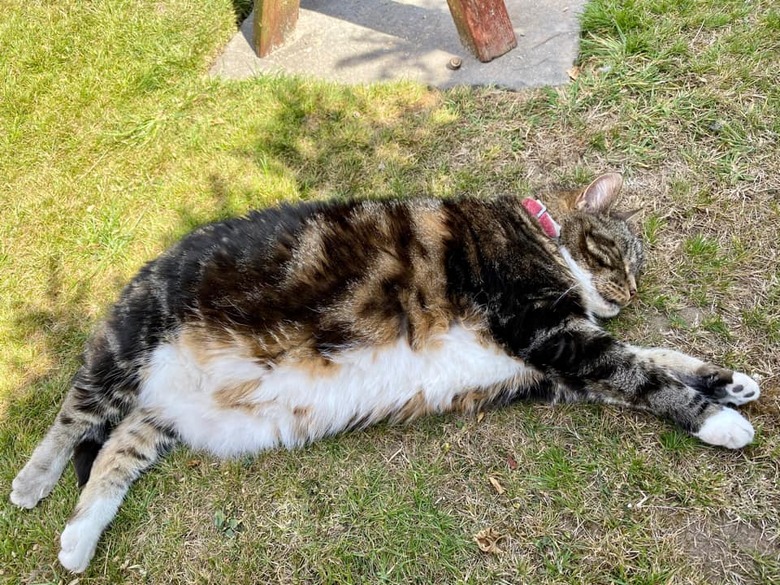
[
  {"x1": 1, "y1": 258, "x2": 94, "y2": 469},
  {"x1": 233, "y1": 80, "x2": 474, "y2": 200},
  {"x1": 230, "y1": 0, "x2": 253, "y2": 25},
  {"x1": 250, "y1": 81, "x2": 542, "y2": 201}
]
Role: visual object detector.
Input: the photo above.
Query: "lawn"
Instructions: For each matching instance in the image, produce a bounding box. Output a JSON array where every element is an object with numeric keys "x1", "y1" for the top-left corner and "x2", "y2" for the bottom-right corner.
[{"x1": 1, "y1": 0, "x2": 778, "y2": 583}]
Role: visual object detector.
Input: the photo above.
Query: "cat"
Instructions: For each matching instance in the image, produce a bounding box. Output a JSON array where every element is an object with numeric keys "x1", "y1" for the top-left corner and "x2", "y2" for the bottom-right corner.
[{"x1": 10, "y1": 172, "x2": 760, "y2": 573}]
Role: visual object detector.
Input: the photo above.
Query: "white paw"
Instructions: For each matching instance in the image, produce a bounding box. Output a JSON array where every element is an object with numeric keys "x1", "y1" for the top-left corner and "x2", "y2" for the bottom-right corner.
[
  {"x1": 723, "y1": 372, "x2": 761, "y2": 406},
  {"x1": 694, "y1": 408, "x2": 755, "y2": 449},
  {"x1": 58, "y1": 518, "x2": 100, "y2": 573},
  {"x1": 10, "y1": 465, "x2": 59, "y2": 509}
]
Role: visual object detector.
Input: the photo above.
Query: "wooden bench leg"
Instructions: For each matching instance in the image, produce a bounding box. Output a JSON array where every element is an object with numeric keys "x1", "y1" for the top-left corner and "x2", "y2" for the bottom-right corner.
[
  {"x1": 254, "y1": 0, "x2": 300, "y2": 57},
  {"x1": 446, "y1": 0, "x2": 517, "y2": 62}
]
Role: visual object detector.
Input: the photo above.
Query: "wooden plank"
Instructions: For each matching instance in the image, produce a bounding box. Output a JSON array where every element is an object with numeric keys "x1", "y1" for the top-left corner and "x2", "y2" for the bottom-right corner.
[
  {"x1": 254, "y1": 0, "x2": 300, "y2": 57},
  {"x1": 445, "y1": 0, "x2": 517, "y2": 62}
]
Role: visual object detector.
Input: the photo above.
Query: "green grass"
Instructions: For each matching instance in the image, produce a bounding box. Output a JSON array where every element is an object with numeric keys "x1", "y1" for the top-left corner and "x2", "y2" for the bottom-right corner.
[{"x1": 2, "y1": 0, "x2": 779, "y2": 583}]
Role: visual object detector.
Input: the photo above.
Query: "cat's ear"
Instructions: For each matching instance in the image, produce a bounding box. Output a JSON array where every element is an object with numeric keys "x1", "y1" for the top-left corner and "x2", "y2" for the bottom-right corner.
[
  {"x1": 612, "y1": 208, "x2": 641, "y2": 221},
  {"x1": 575, "y1": 173, "x2": 624, "y2": 213}
]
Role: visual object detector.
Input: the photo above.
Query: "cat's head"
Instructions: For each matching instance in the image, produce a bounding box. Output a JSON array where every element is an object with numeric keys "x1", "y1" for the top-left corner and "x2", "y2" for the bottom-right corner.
[{"x1": 554, "y1": 173, "x2": 644, "y2": 317}]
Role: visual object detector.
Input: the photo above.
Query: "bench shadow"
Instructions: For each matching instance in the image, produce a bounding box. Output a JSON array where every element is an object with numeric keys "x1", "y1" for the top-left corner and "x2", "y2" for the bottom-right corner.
[{"x1": 302, "y1": 0, "x2": 458, "y2": 50}]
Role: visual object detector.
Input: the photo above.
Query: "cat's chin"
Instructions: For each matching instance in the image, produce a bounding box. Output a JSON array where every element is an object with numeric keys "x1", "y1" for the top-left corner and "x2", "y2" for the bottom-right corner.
[{"x1": 591, "y1": 300, "x2": 622, "y2": 319}]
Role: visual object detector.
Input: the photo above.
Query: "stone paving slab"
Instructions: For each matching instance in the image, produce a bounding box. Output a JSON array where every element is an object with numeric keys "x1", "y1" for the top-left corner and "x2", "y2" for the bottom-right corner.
[{"x1": 210, "y1": 0, "x2": 586, "y2": 89}]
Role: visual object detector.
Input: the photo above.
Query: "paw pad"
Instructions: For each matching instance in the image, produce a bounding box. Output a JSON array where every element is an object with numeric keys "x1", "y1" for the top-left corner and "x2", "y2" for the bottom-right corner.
[{"x1": 723, "y1": 372, "x2": 761, "y2": 406}]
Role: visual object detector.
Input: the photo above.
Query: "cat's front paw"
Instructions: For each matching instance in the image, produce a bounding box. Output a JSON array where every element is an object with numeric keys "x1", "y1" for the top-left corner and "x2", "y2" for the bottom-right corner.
[
  {"x1": 694, "y1": 407, "x2": 755, "y2": 449},
  {"x1": 59, "y1": 518, "x2": 100, "y2": 573},
  {"x1": 720, "y1": 371, "x2": 761, "y2": 406},
  {"x1": 689, "y1": 366, "x2": 761, "y2": 406}
]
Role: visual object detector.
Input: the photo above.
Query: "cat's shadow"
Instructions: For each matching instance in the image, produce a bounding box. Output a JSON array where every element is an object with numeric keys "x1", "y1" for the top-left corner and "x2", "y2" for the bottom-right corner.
[{"x1": 4, "y1": 256, "x2": 94, "y2": 453}]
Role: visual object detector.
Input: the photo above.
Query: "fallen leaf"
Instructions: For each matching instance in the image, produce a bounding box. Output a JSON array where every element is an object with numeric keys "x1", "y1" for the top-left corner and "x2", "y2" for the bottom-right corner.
[
  {"x1": 476, "y1": 411, "x2": 485, "y2": 423},
  {"x1": 214, "y1": 509, "x2": 226, "y2": 529},
  {"x1": 567, "y1": 65, "x2": 580, "y2": 80},
  {"x1": 506, "y1": 455, "x2": 518, "y2": 470},
  {"x1": 186, "y1": 459, "x2": 201, "y2": 468},
  {"x1": 474, "y1": 527, "x2": 506, "y2": 554},
  {"x1": 488, "y1": 476, "x2": 505, "y2": 495}
]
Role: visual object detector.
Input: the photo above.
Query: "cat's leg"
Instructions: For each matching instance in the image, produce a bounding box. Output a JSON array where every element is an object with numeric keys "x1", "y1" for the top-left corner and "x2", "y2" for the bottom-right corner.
[
  {"x1": 58, "y1": 407, "x2": 177, "y2": 573},
  {"x1": 11, "y1": 379, "x2": 105, "y2": 509},
  {"x1": 526, "y1": 322, "x2": 758, "y2": 449},
  {"x1": 630, "y1": 347, "x2": 760, "y2": 406}
]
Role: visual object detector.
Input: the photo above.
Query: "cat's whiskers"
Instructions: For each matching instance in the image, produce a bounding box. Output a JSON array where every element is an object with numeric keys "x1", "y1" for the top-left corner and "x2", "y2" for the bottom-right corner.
[{"x1": 553, "y1": 283, "x2": 581, "y2": 307}]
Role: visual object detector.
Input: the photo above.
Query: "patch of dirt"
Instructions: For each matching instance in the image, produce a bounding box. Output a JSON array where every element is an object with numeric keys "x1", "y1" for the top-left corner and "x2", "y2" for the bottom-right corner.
[
  {"x1": 679, "y1": 307, "x2": 708, "y2": 328},
  {"x1": 677, "y1": 513, "x2": 779, "y2": 583}
]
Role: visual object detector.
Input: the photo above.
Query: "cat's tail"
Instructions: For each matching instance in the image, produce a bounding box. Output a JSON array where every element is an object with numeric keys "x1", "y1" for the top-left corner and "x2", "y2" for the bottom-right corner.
[{"x1": 72, "y1": 423, "x2": 113, "y2": 488}]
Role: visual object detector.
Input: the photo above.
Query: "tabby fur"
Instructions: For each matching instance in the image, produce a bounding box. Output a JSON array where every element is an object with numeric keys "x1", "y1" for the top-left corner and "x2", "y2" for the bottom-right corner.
[{"x1": 11, "y1": 173, "x2": 760, "y2": 572}]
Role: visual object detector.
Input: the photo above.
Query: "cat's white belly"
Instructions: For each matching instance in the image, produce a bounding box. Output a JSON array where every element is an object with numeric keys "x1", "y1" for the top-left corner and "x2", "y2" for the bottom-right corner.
[{"x1": 139, "y1": 325, "x2": 533, "y2": 457}]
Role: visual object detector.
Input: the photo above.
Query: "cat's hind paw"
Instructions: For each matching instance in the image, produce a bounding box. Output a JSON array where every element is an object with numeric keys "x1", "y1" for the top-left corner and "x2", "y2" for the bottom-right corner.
[
  {"x1": 59, "y1": 517, "x2": 100, "y2": 573},
  {"x1": 694, "y1": 407, "x2": 754, "y2": 449},
  {"x1": 10, "y1": 464, "x2": 59, "y2": 509}
]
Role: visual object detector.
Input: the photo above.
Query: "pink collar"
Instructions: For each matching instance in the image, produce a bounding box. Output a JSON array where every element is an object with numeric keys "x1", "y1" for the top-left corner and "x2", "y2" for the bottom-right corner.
[{"x1": 522, "y1": 198, "x2": 561, "y2": 239}]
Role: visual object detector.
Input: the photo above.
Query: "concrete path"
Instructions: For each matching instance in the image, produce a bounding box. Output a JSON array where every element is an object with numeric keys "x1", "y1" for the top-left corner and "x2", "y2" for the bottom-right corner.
[{"x1": 210, "y1": 0, "x2": 586, "y2": 89}]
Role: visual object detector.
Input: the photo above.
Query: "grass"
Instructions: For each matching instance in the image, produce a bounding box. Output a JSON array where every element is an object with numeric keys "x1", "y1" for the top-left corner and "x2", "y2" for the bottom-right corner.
[{"x1": 1, "y1": 0, "x2": 779, "y2": 583}]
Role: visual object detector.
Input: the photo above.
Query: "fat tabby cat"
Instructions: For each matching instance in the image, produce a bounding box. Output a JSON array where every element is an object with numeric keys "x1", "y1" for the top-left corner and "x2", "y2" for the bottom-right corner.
[{"x1": 11, "y1": 173, "x2": 760, "y2": 572}]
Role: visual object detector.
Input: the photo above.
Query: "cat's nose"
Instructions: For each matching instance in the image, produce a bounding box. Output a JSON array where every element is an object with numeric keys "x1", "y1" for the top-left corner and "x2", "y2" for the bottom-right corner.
[{"x1": 628, "y1": 275, "x2": 637, "y2": 298}]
